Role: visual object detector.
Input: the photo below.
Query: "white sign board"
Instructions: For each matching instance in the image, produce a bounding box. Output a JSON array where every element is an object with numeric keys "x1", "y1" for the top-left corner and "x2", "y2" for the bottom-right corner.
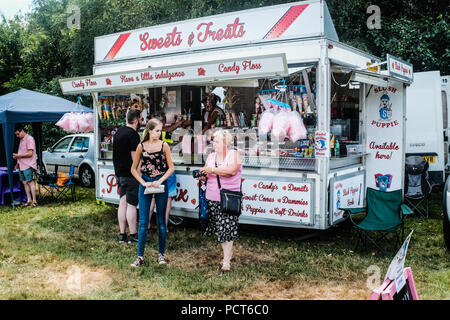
[
  {"x1": 385, "y1": 230, "x2": 414, "y2": 293},
  {"x1": 242, "y1": 177, "x2": 312, "y2": 224},
  {"x1": 330, "y1": 172, "x2": 365, "y2": 224},
  {"x1": 172, "y1": 173, "x2": 313, "y2": 224},
  {"x1": 365, "y1": 84, "x2": 404, "y2": 191},
  {"x1": 314, "y1": 131, "x2": 330, "y2": 158},
  {"x1": 387, "y1": 54, "x2": 413, "y2": 82},
  {"x1": 97, "y1": 166, "x2": 120, "y2": 203},
  {"x1": 94, "y1": 1, "x2": 336, "y2": 63},
  {"x1": 60, "y1": 54, "x2": 288, "y2": 94},
  {"x1": 171, "y1": 173, "x2": 200, "y2": 210},
  {"x1": 96, "y1": 167, "x2": 313, "y2": 224}
]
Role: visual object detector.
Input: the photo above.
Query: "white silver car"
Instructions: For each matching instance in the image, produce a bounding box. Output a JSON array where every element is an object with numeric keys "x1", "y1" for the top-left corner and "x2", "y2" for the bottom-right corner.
[
  {"x1": 42, "y1": 133, "x2": 95, "y2": 187},
  {"x1": 443, "y1": 176, "x2": 450, "y2": 250}
]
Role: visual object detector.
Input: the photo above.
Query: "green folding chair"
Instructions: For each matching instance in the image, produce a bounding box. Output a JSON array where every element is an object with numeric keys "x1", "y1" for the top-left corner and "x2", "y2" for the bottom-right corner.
[{"x1": 342, "y1": 187, "x2": 414, "y2": 257}]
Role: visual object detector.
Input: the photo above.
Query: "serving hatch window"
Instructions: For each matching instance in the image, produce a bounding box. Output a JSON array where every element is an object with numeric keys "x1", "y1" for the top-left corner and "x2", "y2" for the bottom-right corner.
[
  {"x1": 330, "y1": 66, "x2": 362, "y2": 158},
  {"x1": 93, "y1": 66, "x2": 324, "y2": 170},
  {"x1": 166, "y1": 66, "x2": 320, "y2": 170}
]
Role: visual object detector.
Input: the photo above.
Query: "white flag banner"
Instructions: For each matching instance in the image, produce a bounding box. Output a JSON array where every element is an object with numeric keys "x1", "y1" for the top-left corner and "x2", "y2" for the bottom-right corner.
[{"x1": 384, "y1": 230, "x2": 414, "y2": 293}]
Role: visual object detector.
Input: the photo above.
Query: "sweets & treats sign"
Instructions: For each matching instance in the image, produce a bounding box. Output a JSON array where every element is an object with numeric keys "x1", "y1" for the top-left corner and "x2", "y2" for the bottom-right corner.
[{"x1": 94, "y1": 1, "x2": 335, "y2": 63}]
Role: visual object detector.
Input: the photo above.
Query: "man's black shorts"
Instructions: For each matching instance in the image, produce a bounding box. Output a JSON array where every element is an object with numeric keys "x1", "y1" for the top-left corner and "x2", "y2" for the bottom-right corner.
[{"x1": 117, "y1": 176, "x2": 139, "y2": 206}]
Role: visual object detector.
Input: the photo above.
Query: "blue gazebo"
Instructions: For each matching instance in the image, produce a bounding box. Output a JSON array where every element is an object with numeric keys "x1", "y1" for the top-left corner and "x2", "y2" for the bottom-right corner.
[{"x1": 0, "y1": 89, "x2": 92, "y2": 206}]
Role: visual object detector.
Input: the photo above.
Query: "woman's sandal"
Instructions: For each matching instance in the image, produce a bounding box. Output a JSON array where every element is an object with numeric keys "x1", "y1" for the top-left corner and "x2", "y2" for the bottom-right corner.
[
  {"x1": 20, "y1": 202, "x2": 32, "y2": 208},
  {"x1": 30, "y1": 202, "x2": 38, "y2": 207},
  {"x1": 221, "y1": 261, "x2": 231, "y2": 271}
]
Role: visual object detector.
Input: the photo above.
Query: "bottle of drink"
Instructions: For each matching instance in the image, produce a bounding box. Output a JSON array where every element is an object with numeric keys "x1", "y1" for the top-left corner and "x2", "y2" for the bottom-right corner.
[
  {"x1": 226, "y1": 112, "x2": 232, "y2": 127},
  {"x1": 335, "y1": 139, "x2": 340, "y2": 158},
  {"x1": 216, "y1": 114, "x2": 221, "y2": 127},
  {"x1": 251, "y1": 114, "x2": 257, "y2": 127},
  {"x1": 330, "y1": 134, "x2": 335, "y2": 157}
]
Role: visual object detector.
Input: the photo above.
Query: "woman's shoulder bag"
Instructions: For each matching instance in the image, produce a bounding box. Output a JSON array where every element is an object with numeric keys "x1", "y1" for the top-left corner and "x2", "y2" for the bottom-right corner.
[{"x1": 215, "y1": 157, "x2": 242, "y2": 216}]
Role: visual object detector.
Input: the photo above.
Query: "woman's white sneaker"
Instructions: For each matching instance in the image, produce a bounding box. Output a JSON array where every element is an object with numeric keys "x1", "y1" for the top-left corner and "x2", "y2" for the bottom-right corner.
[
  {"x1": 130, "y1": 256, "x2": 144, "y2": 267},
  {"x1": 158, "y1": 254, "x2": 167, "y2": 264}
]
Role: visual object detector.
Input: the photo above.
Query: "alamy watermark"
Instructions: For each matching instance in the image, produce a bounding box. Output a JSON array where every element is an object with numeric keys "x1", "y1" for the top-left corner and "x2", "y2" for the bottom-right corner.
[
  {"x1": 365, "y1": 265, "x2": 382, "y2": 291},
  {"x1": 170, "y1": 121, "x2": 282, "y2": 172},
  {"x1": 67, "y1": 4, "x2": 80, "y2": 30},
  {"x1": 66, "y1": 265, "x2": 83, "y2": 294},
  {"x1": 366, "y1": 5, "x2": 381, "y2": 30}
]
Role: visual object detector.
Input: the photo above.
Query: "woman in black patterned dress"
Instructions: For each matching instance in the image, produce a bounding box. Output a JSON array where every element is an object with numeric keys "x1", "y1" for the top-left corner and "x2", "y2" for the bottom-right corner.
[{"x1": 198, "y1": 129, "x2": 242, "y2": 271}]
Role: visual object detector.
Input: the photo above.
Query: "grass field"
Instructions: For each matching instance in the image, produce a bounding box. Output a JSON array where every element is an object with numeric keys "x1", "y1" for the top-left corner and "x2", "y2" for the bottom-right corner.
[{"x1": 0, "y1": 185, "x2": 448, "y2": 300}]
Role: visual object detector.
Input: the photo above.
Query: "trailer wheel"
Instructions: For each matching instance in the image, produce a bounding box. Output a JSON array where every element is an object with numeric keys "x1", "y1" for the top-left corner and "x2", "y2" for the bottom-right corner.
[{"x1": 168, "y1": 215, "x2": 184, "y2": 226}]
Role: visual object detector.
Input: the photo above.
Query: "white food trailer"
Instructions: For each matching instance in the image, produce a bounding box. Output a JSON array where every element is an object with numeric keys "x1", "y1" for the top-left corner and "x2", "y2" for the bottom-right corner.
[
  {"x1": 405, "y1": 71, "x2": 446, "y2": 186},
  {"x1": 59, "y1": 0, "x2": 413, "y2": 230}
]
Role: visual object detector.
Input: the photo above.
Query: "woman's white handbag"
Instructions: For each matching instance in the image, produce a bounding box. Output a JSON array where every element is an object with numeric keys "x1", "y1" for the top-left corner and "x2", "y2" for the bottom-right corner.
[{"x1": 144, "y1": 185, "x2": 165, "y2": 194}]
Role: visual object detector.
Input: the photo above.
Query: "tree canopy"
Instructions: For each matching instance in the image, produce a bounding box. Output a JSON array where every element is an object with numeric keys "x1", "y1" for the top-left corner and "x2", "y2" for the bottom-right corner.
[{"x1": 0, "y1": 0, "x2": 448, "y2": 96}]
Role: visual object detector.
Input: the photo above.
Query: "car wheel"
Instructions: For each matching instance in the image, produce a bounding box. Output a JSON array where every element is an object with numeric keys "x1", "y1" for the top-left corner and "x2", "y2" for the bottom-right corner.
[
  {"x1": 444, "y1": 211, "x2": 450, "y2": 251},
  {"x1": 80, "y1": 165, "x2": 95, "y2": 188}
]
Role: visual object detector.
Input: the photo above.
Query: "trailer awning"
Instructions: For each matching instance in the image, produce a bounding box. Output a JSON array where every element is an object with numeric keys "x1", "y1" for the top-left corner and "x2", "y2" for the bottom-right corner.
[
  {"x1": 350, "y1": 71, "x2": 388, "y2": 87},
  {"x1": 331, "y1": 64, "x2": 410, "y2": 87},
  {"x1": 59, "y1": 53, "x2": 288, "y2": 95},
  {"x1": 287, "y1": 63, "x2": 316, "y2": 75}
]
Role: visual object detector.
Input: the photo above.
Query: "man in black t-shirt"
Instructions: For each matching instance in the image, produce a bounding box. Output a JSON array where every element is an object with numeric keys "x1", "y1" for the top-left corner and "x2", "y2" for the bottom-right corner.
[{"x1": 113, "y1": 109, "x2": 142, "y2": 243}]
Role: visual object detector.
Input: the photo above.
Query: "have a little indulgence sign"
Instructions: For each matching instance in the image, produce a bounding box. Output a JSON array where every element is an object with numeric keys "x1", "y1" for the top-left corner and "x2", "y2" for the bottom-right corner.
[
  {"x1": 59, "y1": 54, "x2": 287, "y2": 94},
  {"x1": 365, "y1": 84, "x2": 404, "y2": 191}
]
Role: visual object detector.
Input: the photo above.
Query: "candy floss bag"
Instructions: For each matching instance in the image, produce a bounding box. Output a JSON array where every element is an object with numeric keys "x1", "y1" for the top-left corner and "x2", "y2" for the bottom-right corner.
[
  {"x1": 287, "y1": 110, "x2": 307, "y2": 142},
  {"x1": 271, "y1": 109, "x2": 290, "y2": 141},
  {"x1": 68, "y1": 112, "x2": 80, "y2": 132},
  {"x1": 55, "y1": 113, "x2": 71, "y2": 131},
  {"x1": 258, "y1": 108, "x2": 276, "y2": 136},
  {"x1": 77, "y1": 113, "x2": 91, "y2": 132}
]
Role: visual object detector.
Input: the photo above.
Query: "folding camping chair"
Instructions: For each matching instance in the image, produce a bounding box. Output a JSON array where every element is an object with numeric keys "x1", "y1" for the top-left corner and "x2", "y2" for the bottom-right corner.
[
  {"x1": 49, "y1": 165, "x2": 76, "y2": 201},
  {"x1": 342, "y1": 187, "x2": 414, "y2": 257},
  {"x1": 404, "y1": 156, "x2": 433, "y2": 218},
  {"x1": 36, "y1": 164, "x2": 57, "y2": 201}
]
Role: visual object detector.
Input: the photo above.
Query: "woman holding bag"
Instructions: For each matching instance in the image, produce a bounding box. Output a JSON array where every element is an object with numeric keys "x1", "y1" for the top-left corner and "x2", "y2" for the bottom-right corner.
[
  {"x1": 199, "y1": 129, "x2": 242, "y2": 271},
  {"x1": 130, "y1": 118, "x2": 174, "y2": 267}
]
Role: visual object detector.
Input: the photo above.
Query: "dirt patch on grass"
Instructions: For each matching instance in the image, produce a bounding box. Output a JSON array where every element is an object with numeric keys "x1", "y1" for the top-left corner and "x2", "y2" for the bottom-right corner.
[
  {"x1": 240, "y1": 279, "x2": 370, "y2": 300},
  {"x1": 45, "y1": 264, "x2": 113, "y2": 296},
  {"x1": 169, "y1": 243, "x2": 276, "y2": 271},
  {"x1": 0, "y1": 259, "x2": 113, "y2": 298}
]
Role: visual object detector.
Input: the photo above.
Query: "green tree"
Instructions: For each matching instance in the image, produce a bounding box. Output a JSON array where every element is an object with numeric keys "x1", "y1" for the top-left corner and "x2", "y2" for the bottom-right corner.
[
  {"x1": 1, "y1": 0, "x2": 449, "y2": 94},
  {"x1": 327, "y1": 0, "x2": 449, "y2": 74},
  {"x1": 0, "y1": 18, "x2": 26, "y2": 95}
]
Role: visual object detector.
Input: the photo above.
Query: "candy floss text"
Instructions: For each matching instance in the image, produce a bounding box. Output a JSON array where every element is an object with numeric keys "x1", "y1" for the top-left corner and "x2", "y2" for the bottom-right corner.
[
  {"x1": 218, "y1": 60, "x2": 261, "y2": 75},
  {"x1": 72, "y1": 78, "x2": 97, "y2": 89},
  {"x1": 139, "y1": 17, "x2": 246, "y2": 52}
]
